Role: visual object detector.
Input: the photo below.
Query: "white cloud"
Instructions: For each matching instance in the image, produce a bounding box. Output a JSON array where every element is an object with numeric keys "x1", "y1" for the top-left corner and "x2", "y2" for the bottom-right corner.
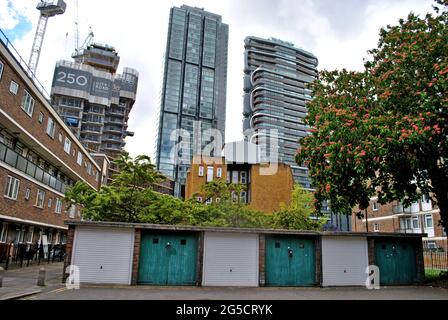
[{"x1": 4, "y1": 0, "x2": 436, "y2": 161}]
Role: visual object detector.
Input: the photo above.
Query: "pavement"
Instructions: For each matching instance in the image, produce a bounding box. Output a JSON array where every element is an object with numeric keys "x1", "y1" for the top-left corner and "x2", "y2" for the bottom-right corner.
[
  {"x1": 22, "y1": 283, "x2": 448, "y2": 300},
  {"x1": 1, "y1": 262, "x2": 448, "y2": 300},
  {"x1": 0, "y1": 262, "x2": 65, "y2": 300}
]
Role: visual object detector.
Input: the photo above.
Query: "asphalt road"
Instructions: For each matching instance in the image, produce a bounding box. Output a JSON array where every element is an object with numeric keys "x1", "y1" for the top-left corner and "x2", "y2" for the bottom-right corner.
[{"x1": 23, "y1": 285, "x2": 448, "y2": 300}]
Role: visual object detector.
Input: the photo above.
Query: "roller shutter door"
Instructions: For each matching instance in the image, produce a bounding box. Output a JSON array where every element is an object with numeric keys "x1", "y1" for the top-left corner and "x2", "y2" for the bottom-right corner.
[
  {"x1": 322, "y1": 236, "x2": 368, "y2": 286},
  {"x1": 202, "y1": 232, "x2": 259, "y2": 287},
  {"x1": 72, "y1": 227, "x2": 134, "y2": 285}
]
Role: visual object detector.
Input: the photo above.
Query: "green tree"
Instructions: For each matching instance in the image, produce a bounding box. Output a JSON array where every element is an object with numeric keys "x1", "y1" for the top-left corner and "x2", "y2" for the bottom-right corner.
[
  {"x1": 297, "y1": 1, "x2": 448, "y2": 233},
  {"x1": 65, "y1": 153, "x2": 168, "y2": 223},
  {"x1": 272, "y1": 185, "x2": 325, "y2": 231}
]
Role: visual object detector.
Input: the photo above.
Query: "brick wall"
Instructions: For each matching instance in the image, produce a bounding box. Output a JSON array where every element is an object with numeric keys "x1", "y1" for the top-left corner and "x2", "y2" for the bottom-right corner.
[
  {"x1": 196, "y1": 232, "x2": 204, "y2": 286},
  {"x1": 62, "y1": 225, "x2": 75, "y2": 282},
  {"x1": 0, "y1": 168, "x2": 80, "y2": 227},
  {"x1": 250, "y1": 163, "x2": 294, "y2": 214},
  {"x1": 315, "y1": 236, "x2": 322, "y2": 286},
  {"x1": 258, "y1": 234, "x2": 265, "y2": 286},
  {"x1": 0, "y1": 50, "x2": 100, "y2": 189},
  {"x1": 185, "y1": 156, "x2": 227, "y2": 200},
  {"x1": 131, "y1": 228, "x2": 141, "y2": 285}
]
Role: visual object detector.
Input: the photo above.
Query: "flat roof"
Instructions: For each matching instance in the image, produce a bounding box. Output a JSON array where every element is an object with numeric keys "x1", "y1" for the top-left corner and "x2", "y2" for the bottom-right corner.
[{"x1": 65, "y1": 220, "x2": 426, "y2": 238}]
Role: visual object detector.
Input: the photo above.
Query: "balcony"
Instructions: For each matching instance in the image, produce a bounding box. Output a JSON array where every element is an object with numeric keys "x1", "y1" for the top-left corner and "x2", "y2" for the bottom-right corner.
[
  {"x1": 102, "y1": 144, "x2": 122, "y2": 152},
  {"x1": 102, "y1": 135, "x2": 122, "y2": 143},
  {"x1": 0, "y1": 141, "x2": 69, "y2": 194},
  {"x1": 108, "y1": 109, "x2": 125, "y2": 116},
  {"x1": 103, "y1": 126, "x2": 122, "y2": 134},
  {"x1": 104, "y1": 117, "x2": 123, "y2": 125}
]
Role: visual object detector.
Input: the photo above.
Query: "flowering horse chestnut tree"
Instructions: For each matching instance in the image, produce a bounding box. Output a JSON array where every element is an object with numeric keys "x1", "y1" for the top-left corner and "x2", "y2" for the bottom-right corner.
[{"x1": 297, "y1": 0, "x2": 448, "y2": 234}]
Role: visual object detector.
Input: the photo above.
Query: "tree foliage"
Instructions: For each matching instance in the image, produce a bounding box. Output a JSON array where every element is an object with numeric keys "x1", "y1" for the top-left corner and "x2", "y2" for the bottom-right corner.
[
  {"x1": 297, "y1": 1, "x2": 448, "y2": 233},
  {"x1": 272, "y1": 185, "x2": 326, "y2": 231},
  {"x1": 65, "y1": 155, "x2": 323, "y2": 231}
]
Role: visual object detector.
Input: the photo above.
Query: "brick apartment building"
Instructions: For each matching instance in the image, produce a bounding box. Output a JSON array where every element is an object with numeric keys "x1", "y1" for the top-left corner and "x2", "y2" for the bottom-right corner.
[
  {"x1": 0, "y1": 36, "x2": 103, "y2": 248},
  {"x1": 352, "y1": 197, "x2": 447, "y2": 251},
  {"x1": 185, "y1": 154, "x2": 294, "y2": 214}
]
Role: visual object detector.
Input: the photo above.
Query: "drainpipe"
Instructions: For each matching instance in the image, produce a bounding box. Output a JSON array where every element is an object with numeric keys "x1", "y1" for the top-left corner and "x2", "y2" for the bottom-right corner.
[{"x1": 365, "y1": 209, "x2": 369, "y2": 233}]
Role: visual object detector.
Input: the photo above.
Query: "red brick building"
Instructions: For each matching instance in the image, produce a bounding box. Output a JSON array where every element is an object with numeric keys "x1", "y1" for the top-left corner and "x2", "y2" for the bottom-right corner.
[
  {"x1": 352, "y1": 197, "x2": 447, "y2": 251},
  {"x1": 0, "y1": 36, "x2": 103, "y2": 248}
]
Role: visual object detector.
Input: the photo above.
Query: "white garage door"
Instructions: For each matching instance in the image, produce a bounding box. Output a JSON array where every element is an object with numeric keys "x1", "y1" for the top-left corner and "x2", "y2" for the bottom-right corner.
[
  {"x1": 322, "y1": 236, "x2": 368, "y2": 286},
  {"x1": 203, "y1": 232, "x2": 259, "y2": 287},
  {"x1": 72, "y1": 227, "x2": 134, "y2": 285}
]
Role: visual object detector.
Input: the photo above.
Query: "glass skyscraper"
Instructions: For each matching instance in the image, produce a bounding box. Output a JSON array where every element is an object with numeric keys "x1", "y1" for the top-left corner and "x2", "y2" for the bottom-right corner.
[
  {"x1": 156, "y1": 5, "x2": 228, "y2": 197},
  {"x1": 243, "y1": 36, "x2": 318, "y2": 189}
]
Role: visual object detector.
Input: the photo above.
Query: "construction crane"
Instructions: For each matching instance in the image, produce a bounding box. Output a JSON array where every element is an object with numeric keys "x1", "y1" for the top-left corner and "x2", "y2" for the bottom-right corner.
[
  {"x1": 28, "y1": 0, "x2": 66, "y2": 76},
  {"x1": 72, "y1": 0, "x2": 94, "y2": 58},
  {"x1": 73, "y1": 27, "x2": 94, "y2": 57}
]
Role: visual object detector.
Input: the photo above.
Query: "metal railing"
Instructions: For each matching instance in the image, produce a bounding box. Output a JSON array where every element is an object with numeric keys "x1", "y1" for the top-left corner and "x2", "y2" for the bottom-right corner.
[
  {"x1": 0, "y1": 242, "x2": 66, "y2": 270},
  {"x1": 0, "y1": 141, "x2": 69, "y2": 194},
  {"x1": 0, "y1": 29, "x2": 51, "y2": 102},
  {"x1": 424, "y1": 251, "x2": 448, "y2": 271}
]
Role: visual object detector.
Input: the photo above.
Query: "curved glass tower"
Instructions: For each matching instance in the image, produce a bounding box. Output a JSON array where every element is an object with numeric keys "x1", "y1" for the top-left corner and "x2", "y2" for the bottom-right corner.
[{"x1": 243, "y1": 36, "x2": 318, "y2": 189}]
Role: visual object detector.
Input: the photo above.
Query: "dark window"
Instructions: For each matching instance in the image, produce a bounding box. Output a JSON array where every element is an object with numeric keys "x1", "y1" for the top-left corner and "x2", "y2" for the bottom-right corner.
[
  {"x1": 180, "y1": 239, "x2": 187, "y2": 246},
  {"x1": 153, "y1": 238, "x2": 159, "y2": 244},
  {"x1": 275, "y1": 242, "x2": 281, "y2": 248}
]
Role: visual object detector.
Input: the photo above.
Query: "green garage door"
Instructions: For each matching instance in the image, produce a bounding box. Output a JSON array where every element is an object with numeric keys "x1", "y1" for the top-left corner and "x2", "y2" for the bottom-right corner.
[
  {"x1": 375, "y1": 240, "x2": 418, "y2": 285},
  {"x1": 138, "y1": 232, "x2": 198, "y2": 285},
  {"x1": 265, "y1": 236, "x2": 316, "y2": 286}
]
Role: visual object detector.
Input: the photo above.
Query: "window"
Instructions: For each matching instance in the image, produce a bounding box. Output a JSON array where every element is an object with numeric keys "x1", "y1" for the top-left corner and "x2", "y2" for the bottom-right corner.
[
  {"x1": 4, "y1": 176, "x2": 20, "y2": 200},
  {"x1": 232, "y1": 171, "x2": 239, "y2": 184},
  {"x1": 425, "y1": 214, "x2": 433, "y2": 228},
  {"x1": 0, "y1": 60, "x2": 4, "y2": 80},
  {"x1": 197, "y1": 196, "x2": 203, "y2": 202},
  {"x1": 64, "y1": 137, "x2": 71, "y2": 154},
  {"x1": 46, "y1": 118, "x2": 55, "y2": 138},
  {"x1": 412, "y1": 216, "x2": 420, "y2": 229},
  {"x1": 217, "y1": 167, "x2": 222, "y2": 178},
  {"x1": 226, "y1": 171, "x2": 230, "y2": 183},
  {"x1": 9, "y1": 81, "x2": 18, "y2": 95},
  {"x1": 55, "y1": 198, "x2": 62, "y2": 214},
  {"x1": 373, "y1": 223, "x2": 380, "y2": 232},
  {"x1": 215, "y1": 198, "x2": 220, "y2": 203},
  {"x1": 206, "y1": 166, "x2": 214, "y2": 182},
  {"x1": 87, "y1": 162, "x2": 92, "y2": 175},
  {"x1": 38, "y1": 112, "x2": 44, "y2": 123},
  {"x1": 240, "y1": 172, "x2": 247, "y2": 184},
  {"x1": 26, "y1": 226, "x2": 34, "y2": 243},
  {"x1": 21, "y1": 90, "x2": 35, "y2": 116},
  {"x1": 372, "y1": 201, "x2": 379, "y2": 211},
  {"x1": 240, "y1": 191, "x2": 247, "y2": 203},
  {"x1": 0, "y1": 223, "x2": 8, "y2": 243},
  {"x1": 25, "y1": 188, "x2": 31, "y2": 200},
  {"x1": 35, "y1": 189, "x2": 45, "y2": 208},
  {"x1": 58, "y1": 132, "x2": 63, "y2": 142},
  {"x1": 206, "y1": 198, "x2": 212, "y2": 205},
  {"x1": 48, "y1": 198, "x2": 52, "y2": 208},
  {"x1": 77, "y1": 152, "x2": 83, "y2": 166},
  {"x1": 198, "y1": 166, "x2": 204, "y2": 177},
  {"x1": 68, "y1": 205, "x2": 76, "y2": 218}
]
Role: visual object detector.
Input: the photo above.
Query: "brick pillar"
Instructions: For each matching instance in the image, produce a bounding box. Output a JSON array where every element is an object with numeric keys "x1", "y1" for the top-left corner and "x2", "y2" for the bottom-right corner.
[
  {"x1": 196, "y1": 232, "x2": 204, "y2": 287},
  {"x1": 131, "y1": 228, "x2": 141, "y2": 285},
  {"x1": 315, "y1": 236, "x2": 322, "y2": 287},
  {"x1": 259, "y1": 234, "x2": 265, "y2": 287},
  {"x1": 415, "y1": 238, "x2": 425, "y2": 282},
  {"x1": 62, "y1": 225, "x2": 76, "y2": 283},
  {"x1": 368, "y1": 238, "x2": 375, "y2": 266}
]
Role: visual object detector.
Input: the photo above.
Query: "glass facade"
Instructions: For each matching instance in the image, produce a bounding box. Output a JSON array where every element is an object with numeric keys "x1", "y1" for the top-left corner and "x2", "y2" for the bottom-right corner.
[
  {"x1": 243, "y1": 37, "x2": 318, "y2": 189},
  {"x1": 156, "y1": 5, "x2": 228, "y2": 197}
]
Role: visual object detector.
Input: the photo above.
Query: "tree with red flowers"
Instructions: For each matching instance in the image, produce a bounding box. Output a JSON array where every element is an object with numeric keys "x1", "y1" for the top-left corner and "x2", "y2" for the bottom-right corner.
[{"x1": 297, "y1": 0, "x2": 448, "y2": 234}]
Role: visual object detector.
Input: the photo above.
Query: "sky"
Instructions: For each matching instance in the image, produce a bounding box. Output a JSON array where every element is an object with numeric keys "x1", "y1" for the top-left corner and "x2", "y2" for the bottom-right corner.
[{"x1": 0, "y1": 0, "x2": 436, "y2": 160}]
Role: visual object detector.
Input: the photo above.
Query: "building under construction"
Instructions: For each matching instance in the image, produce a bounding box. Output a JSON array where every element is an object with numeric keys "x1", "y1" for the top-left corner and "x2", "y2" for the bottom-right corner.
[{"x1": 50, "y1": 43, "x2": 139, "y2": 183}]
